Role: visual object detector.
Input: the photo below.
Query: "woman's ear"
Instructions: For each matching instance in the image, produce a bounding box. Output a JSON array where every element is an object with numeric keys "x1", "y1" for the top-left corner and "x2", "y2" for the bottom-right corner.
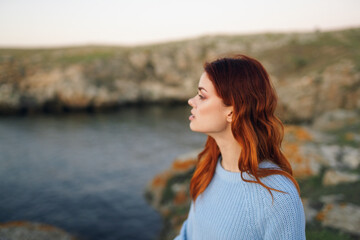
[{"x1": 226, "y1": 107, "x2": 233, "y2": 123}]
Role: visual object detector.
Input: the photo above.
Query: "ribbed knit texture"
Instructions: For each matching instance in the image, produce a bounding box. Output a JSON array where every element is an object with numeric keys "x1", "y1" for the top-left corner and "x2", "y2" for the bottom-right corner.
[{"x1": 174, "y1": 155, "x2": 306, "y2": 240}]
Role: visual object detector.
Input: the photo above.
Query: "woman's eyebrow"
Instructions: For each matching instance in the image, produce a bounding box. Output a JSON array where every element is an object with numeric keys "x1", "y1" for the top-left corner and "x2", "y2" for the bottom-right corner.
[{"x1": 198, "y1": 87, "x2": 207, "y2": 92}]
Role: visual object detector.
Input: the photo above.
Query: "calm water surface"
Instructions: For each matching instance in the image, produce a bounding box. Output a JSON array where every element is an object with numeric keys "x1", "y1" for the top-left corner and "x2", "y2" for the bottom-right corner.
[{"x1": 0, "y1": 105, "x2": 205, "y2": 240}]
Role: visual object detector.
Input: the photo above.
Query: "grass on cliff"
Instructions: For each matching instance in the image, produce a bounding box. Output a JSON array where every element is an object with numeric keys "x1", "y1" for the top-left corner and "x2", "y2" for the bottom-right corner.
[
  {"x1": 260, "y1": 28, "x2": 360, "y2": 78},
  {"x1": 306, "y1": 221, "x2": 357, "y2": 240},
  {"x1": 1, "y1": 27, "x2": 360, "y2": 77},
  {"x1": 0, "y1": 46, "x2": 126, "y2": 68},
  {"x1": 324, "y1": 120, "x2": 360, "y2": 147},
  {"x1": 298, "y1": 169, "x2": 360, "y2": 205},
  {"x1": 160, "y1": 168, "x2": 195, "y2": 205}
]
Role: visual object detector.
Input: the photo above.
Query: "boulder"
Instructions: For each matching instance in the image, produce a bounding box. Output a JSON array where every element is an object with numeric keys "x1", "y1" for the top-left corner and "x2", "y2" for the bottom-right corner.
[
  {"x1": 0, "y1": 221, "x2": 76, "y2": 240},
  {"x1": 316, "y1": 203, "x2": 360, "y2": 236},
  {"x1": 312, "y1": 109, "x2": 360, "y2": 131},
  {"x1": 322, "y1": 170, "x2": 360, "y2": 186}
]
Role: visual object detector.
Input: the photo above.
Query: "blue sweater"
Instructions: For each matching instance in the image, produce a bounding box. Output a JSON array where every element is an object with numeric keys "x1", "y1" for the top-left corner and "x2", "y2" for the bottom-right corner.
[{"x1": 174, "y1": 155, "x2": 306, "y2": 240}]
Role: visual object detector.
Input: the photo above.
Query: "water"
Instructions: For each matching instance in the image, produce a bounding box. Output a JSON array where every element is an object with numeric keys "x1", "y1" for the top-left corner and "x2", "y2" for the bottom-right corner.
[{"x1": 0, "y1": 105, "x2": 206, "y2": 240}]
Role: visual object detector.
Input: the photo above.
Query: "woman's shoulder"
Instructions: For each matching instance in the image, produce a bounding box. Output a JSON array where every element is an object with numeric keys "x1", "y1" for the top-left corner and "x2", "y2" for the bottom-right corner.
[
  {"x1": 253, "y1": 160, "x2": 301, "y2": 204},
  {"x1": 258, "y1": 160, "x2": 297, "y2": 190},
  {"x1": 262, "y1": 176, "x2": 299, "y2": 199}
]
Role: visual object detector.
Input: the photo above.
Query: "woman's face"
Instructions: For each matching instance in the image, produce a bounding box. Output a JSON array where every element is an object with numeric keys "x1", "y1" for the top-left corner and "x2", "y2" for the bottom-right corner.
[{"x1": 188, "y1": 72, "x2": 232, "y2": 136}]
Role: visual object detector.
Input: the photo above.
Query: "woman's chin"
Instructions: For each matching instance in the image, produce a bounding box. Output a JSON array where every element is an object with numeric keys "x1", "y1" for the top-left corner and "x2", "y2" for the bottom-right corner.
[
  {"x1": 189, "y1": 124, "x2": 204, "y2": 133},
  {"x1": 189, "y1": 122, "x2": 198, "y2": 132}
]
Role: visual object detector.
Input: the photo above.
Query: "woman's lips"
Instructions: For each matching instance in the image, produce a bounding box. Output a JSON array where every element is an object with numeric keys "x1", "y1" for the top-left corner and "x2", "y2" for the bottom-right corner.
[{"x1": 189, "y1": 110, "x2": 196, "y2": 120}]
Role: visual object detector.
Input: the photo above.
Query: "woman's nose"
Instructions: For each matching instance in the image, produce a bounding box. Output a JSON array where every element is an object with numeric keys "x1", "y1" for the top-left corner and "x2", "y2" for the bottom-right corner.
[{"x1": 188, "y1": 97, "x2": 194, "y2": 107}]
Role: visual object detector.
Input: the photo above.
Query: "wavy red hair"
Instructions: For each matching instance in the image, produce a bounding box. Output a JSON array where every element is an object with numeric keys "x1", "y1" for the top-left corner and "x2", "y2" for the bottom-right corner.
[{"x1": 189, "y1": 54, "x2": 300, "y2": 203}]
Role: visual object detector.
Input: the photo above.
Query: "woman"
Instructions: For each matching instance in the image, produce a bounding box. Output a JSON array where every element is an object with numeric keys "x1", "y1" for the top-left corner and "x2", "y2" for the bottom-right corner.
[{"x1": 174, "y1": 54, "x2": 306, "y2": 240}]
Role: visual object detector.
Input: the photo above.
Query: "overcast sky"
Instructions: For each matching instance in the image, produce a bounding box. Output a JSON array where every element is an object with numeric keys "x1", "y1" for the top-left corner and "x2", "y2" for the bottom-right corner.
[{"x1": 0, "y1": 0, "x2": 359, "y2": 47}]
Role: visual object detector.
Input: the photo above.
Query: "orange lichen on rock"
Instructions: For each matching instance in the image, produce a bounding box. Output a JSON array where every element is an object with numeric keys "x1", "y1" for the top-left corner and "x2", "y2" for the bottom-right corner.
[
  {"x1": 316, "y1": 211, "x2": 325, "y2": 222},
  {"x1": 172, "y1": 159, "x2": 197, "y2": 171},
  {"x1": 283, "y1": 143, "x2": 302, "y2": 163},
  {"x1": 151, "y1": 172, "x2": 171, "y2": 188},
  {"x1": 37, "y1": 223, "x2": 62, "y2": 232},
  {"x1": 173, "y1": 191, "x2": 188, "y2": 205},
  {"x1": 160, "y1": 208, "x2": 171, "y2": 217},
  {"x1": 0, "y1": 221, "x2": 29, "y2": 228},
  {"x1": 316, "y1": 204, "x2": 334, "y2": 222},
  {"x1": 294, "y1": 127, "x2": 313, "y2": 141},
  {"x1": 152, "y1": 175, "x2": 167, "y2": 187},
  {"x1": 340, "y1": 203, "x2": 347, "y2": 208},
  {"x1": 345, "y1": 132, "x2": 355, "y2": 141},
  {"x1": 284, "y1": 125, "x2": 313, "y2": 142},
  {"x1": 282, "y1": 142, "x2": 313, "y2": 177},
  {"x1": 293, "y1": 166, "x2": 313, "y2": 178}
]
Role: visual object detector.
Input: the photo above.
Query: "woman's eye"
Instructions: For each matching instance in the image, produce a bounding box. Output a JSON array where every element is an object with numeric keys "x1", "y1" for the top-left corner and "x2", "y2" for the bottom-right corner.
[{"x1": 197, "y1": 93, "x2": 204, "y2": 99}]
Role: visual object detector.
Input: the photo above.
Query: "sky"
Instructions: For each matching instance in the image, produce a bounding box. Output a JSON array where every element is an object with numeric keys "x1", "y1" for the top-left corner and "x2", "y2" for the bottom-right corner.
[{"x1": 0, "y1": 0, "x2": 359, "y2": 48}]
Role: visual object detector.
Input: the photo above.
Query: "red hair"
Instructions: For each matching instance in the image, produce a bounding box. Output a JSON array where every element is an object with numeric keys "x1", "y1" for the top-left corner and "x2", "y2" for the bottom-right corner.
[{"x1": 189, "y1": 54, "x2": 300, "y2": 203}]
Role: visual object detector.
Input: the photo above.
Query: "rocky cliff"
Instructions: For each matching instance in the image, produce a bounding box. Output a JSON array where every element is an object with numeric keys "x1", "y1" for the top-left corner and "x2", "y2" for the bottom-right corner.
[{"x1": 1, "y1": 28, "x2": 359, "y2": 122}]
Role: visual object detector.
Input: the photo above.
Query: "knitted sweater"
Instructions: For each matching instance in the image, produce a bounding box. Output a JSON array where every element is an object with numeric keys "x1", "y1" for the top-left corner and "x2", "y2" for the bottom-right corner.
[{"x1": 174, "y1": 155, "x2": 306, "y2": 240}]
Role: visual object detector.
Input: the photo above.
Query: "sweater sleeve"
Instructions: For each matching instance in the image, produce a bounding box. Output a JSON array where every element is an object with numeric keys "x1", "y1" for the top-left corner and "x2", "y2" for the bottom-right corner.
[
  {"x1": 173, "y1": 219, "x2": 188, "y2": 240},
  {"x1": 173, "y1": 200, "x2": 195, "y2": 240},
  {"x1": 263, "y1": 191, "x2": 306, "y2": 240}
]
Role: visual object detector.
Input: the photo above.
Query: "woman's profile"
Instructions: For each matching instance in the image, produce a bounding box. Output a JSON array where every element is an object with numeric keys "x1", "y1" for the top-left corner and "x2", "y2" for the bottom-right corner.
[{"x1": 174, "y1": 54, "x2": 306, "y2": 239}]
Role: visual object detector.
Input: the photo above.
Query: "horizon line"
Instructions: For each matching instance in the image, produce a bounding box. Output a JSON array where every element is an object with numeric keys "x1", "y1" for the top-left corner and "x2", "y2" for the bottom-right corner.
[{"x1": 0, "y1": 25, "x2": 359, "y2": 50}]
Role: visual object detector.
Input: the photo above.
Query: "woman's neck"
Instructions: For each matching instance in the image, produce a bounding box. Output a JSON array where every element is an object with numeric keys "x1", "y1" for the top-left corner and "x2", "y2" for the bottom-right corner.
[{"x1": 212, "y1": 129, "x2": 242, "y2": 173}]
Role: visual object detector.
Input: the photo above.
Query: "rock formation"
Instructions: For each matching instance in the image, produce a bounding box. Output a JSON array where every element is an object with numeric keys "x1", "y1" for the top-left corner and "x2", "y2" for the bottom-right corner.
[{"x1": 1, "y1": 28, "x2": 359, "y2": 123}]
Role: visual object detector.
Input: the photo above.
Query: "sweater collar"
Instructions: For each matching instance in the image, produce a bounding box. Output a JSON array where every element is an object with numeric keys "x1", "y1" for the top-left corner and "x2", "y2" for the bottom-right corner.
[{"x1": 215, "y1": 155, "x2": 279, "y2": 182}]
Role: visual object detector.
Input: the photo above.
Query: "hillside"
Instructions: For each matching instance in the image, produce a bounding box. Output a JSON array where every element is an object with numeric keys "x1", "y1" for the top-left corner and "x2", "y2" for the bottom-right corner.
[{"x1": 0, "y1": 28, "x2": 359, "y2": 123}]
